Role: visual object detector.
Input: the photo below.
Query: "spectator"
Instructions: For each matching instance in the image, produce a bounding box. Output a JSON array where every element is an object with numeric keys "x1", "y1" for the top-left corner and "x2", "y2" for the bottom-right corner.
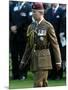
[
  {"x1": 46, "y1": 3, "x2": 64, "y2": 80},
  {"x1": 59, "y1": 4, "x2": 66, "y2": 79},
  {"x1": 9, "y1": 1, "x2": 32, "y2": 80}
]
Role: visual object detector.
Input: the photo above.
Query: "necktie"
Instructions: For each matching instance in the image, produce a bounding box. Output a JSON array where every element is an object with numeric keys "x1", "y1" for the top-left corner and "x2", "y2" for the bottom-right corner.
[{"x1": 52, "y1": 8, "x2": 55, "y2": 15}]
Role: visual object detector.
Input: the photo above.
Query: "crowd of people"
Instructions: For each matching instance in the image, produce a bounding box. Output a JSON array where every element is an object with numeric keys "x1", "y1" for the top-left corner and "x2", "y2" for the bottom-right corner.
[{"x1": 9, "y1": 1, "x2": 66, "y2": 81}]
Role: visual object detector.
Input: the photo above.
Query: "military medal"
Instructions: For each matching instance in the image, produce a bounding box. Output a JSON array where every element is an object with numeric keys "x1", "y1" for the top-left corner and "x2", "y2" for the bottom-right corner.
[{"x1": 37, "y1": 29, "x2": 46, "y2": 36}]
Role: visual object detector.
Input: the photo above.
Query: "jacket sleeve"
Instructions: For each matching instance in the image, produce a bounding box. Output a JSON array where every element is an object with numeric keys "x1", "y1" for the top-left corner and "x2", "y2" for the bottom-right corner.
[
  {"x1": 47, "y1": 23, "x2": 62, "y2": 64},
  {"x1": 21, "y1": 25, "x2": 32, "y2": 64}
]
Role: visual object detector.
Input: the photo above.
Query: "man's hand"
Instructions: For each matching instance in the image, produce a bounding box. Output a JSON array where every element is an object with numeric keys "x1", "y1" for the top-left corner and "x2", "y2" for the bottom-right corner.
[
  {"x1": 11, "y1": 25, "x2": 17, "y2": 33},
  {"x1": 56, "y1": 63, "x2": 61, "y2": 71}
]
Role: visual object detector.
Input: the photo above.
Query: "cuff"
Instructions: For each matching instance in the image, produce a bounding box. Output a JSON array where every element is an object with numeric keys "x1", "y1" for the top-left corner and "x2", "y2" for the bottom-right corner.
[{"x1": 56, "y1": 62, "x2": 61, "y2": 64}]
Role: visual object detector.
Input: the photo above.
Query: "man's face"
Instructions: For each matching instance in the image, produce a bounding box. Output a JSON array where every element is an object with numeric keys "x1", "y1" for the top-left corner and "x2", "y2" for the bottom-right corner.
[
  {"x1": 32, "y1": 9, "x2": 40, "y2": 21},
  {"x1": 51, "y1": 3, "x2": 58, "y2": 8}
]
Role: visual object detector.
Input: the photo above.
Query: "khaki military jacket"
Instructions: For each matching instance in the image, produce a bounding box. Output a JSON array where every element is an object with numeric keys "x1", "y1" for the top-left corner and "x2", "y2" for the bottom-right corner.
[{"x1": 23, "y1": 19, "x2": 61, "y2": 71}]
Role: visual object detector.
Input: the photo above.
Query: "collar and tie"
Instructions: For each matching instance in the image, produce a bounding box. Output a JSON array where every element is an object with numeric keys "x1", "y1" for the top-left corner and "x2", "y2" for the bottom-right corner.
[{"x1": 13, "y1": 2, "x2": 25, "y2": 11}]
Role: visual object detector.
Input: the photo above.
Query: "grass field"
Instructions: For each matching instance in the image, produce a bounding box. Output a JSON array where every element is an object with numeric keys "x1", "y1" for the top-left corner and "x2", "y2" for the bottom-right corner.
[
  {"x1": 9, "y1": 72, "x2": 66, "y2": 89},
  {"x1": 9, "y1": 79, "x2": 66, "y2": 89}
]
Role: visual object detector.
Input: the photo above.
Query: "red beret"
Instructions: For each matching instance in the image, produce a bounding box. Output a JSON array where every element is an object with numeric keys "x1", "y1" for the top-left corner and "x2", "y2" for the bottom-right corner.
[{"x1": 32, "y1": 2, "x2": 44, "y2": 10}]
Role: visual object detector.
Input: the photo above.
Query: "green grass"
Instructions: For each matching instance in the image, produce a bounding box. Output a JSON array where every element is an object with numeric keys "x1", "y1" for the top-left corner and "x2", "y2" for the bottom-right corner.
[
  {"x1": 9, "y1": 79, "x2": 66, "y2": 89},
  {"x1": 9, "y1": 79, "x2": 33, "y2": 89},
  {"x1": 9, "y1": 72, "x2": 66, "y2": 89}
]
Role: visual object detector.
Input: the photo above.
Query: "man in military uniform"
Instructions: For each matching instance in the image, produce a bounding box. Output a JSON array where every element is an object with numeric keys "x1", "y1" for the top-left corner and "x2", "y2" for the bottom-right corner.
[{"x1": 19, "y1": 2, "x2": 61, "y2": 87}]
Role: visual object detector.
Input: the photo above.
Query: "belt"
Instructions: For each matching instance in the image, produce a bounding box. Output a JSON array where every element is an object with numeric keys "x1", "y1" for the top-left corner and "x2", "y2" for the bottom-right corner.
[{"x1": 35, "y1": 45, "x2": 49, "y2": 50}]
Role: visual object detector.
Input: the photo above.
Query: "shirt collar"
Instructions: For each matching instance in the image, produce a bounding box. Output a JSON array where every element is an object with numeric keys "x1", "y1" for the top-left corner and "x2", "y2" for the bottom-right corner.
[
  {"x1": 52, "y1": 4, "x2": 59, "y2": 13},
  {"x1": 38, "y1": 17, "x2": 44, "y2": 24},
  {"x1": 32, "y1": 17, "x2": 44, "y2": 25}
]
